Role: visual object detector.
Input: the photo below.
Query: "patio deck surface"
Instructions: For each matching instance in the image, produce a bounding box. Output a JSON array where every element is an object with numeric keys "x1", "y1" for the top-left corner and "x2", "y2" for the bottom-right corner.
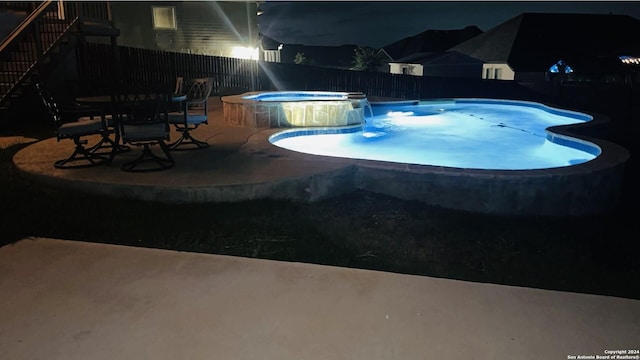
[
  {"x1": 3, "y1": 98, "x2": 639, "y2": 358},
  {"x1": 9, "y1": 98, "x2": 368, "y2": 205},
  {"x1": 1, "y1": 237, "x2": 639, "y2": 360}
]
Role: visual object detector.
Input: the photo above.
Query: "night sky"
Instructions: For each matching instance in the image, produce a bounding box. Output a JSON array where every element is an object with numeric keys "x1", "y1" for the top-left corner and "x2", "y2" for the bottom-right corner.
[{"x1": 258, "y1": 1, "x2": 640, "y2": 48}]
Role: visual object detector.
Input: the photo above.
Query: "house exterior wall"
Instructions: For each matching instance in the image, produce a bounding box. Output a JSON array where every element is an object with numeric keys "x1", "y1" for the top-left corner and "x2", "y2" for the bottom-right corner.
[
  {"x1": 262, "y1": 50, "x2": 281, "y2": 62},
  {"x1": 389, "y1": 63, "x2": 423, "y2": 76},
  {"x1": 482, "y1": 63, "x2": 515, "y2": 80},
  {"x1": 391, "y1": 62, "x2": 482, "y2": 78},
  {"x1": 110, "y1": 1, "x2": 258, "y2": 59}
]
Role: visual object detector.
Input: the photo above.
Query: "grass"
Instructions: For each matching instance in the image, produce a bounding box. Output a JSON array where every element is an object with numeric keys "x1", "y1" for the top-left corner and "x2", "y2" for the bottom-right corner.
[{"x1": 1, "y1": 123, "x2": 638, "y2": 301}]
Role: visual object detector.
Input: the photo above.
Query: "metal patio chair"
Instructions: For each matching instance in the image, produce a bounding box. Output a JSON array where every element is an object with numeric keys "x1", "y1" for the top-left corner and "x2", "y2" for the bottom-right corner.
[
  {"x1": 167, "y1": 77, "x2": 213, "y2": 150},
  {"x1": 34, "y1": 82, "x2": 111, "y2": 169},
  {"x1": 112, "y1": 86, "x2": 175, "y2": 172}
]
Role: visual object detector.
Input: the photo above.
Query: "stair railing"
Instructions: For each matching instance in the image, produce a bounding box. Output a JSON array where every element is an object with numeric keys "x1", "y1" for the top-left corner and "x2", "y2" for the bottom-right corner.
[
  {"x1": 0, "y1": 1, "x2": 113, "y2": 106},
  {"x1": 1, "y1": 1, "x2": 64, "y2": 104}
]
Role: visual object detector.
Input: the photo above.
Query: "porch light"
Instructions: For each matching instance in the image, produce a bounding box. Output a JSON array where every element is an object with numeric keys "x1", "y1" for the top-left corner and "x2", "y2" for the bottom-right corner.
[
  {"x1": 619, "y1": 55, "x2": 640, "y2": 65},
  {"x1": 232, "y1": 46, "x2": 259, "y2": 60}
]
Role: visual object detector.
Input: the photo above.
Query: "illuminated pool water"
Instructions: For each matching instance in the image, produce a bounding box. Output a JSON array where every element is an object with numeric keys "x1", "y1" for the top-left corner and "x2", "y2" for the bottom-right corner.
[
  {"x1": 269, "y1": 99, "x2": 600, "y2": 170},
  {"x1": 242, "y1": 91, "x2": 353, "y2": 101}
]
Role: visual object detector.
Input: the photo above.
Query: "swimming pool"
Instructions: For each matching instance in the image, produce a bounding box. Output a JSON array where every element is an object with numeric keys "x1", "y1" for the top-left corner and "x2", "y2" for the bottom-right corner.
[
  {"x1": 222, "y1": 92, "x2": 629, "y2": 215},
  {"x1": 269, "y1": 99, "x2": 600, "y2": 170}
]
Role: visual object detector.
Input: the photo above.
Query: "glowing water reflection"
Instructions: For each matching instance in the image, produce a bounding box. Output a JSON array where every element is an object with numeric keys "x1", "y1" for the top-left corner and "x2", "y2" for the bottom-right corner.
[{"x1": 269, "y1": 100, "x2": 599, "y2": 170}]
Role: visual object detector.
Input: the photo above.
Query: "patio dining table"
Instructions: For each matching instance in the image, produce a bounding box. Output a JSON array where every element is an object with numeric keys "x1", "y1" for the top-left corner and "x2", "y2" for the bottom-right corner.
[
  {"x1": 75, "y1": 93, "x2": 187, "y2": 107},
  {"x1": 74, "y1": 94, "x2": 187, "y2": 159},
  {"x1": 76, "y1": 93, "x2": 187, "y2": 120}
]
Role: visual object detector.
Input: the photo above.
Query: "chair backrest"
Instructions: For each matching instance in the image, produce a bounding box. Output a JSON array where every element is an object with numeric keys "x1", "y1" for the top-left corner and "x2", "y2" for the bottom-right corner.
[
  {"x1": 34, "y1": 82, "x2": 63, "y2": 127},
  {"x1": 114, "y1": 86, "x2": 172, "y2": 141},
  {"x1": 184, "y1": 78, "x2": 213, "y2": 109},
  {"x1": 174, "y1": 77, "x2": 184, "y2": 95}
]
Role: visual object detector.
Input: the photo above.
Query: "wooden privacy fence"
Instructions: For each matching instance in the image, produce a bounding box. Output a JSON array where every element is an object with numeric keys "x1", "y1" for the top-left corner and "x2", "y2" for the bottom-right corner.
[
  {"x1": 78, "y1": 43, "x2": 555, "y2": 101},
  {"x1": 80, "y1": 43, "x2": 259, "y2": 95},
  {"x1": 79, "y1": 43, "x2": 426, "y2": 98},
  {"x1": 256, "y1": 62, "x2": 423, "y2": 99},
  {"x1": 74, "y1": 43, "x2": 639, "y2": 151}
]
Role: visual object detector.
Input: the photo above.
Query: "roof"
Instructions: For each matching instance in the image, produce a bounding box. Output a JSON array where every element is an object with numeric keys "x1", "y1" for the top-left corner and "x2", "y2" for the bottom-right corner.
[
  {"x1": 259, "y1": 33, "x2": 358, "y2": 68},
  {"x1": 381, "y1": 25, "x2": 483, "y2": 61},
  {"x1": 393, "y1": 52, "x2": 443, "y2": 64},
  {"x1": 392, "y1": 51, "x2": 484, "y2": 66},
  {"x1": 450, "y1": 13, "x2": 640, "y2": 72},
  {"x1": 260, "y1": 33, "x2": 283, "y2": 50}
]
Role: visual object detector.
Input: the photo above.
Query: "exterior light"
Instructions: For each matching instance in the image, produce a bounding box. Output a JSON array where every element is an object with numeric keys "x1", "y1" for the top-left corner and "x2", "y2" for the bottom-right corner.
[
  {"x1": 620, "y1": 56, "x2": 640, "y2": 64},
  {"x1": 232, "y1": 46, "x2": 259, "y2": 60}
]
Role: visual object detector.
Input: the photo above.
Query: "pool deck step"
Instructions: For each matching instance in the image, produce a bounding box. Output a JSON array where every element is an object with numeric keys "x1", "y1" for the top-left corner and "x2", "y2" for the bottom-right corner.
[{"x1": 1, "y1": 237, "x2": 639, "y2": 359}]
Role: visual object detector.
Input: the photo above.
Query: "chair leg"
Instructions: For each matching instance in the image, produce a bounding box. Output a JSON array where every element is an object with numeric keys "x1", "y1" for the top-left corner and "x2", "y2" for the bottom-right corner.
[
  {"x1": 168, "y1": 127, "x2": 209, "y2": 151},
  {"x1": 54, "y1": 137, "x2": 109, "y2": 169},
  {"x1": 121, "y1": 142, "x2": 175, "y2": 172},
  {"x1": 88, "y1": 132, "x2": 131, "y2": 156}
]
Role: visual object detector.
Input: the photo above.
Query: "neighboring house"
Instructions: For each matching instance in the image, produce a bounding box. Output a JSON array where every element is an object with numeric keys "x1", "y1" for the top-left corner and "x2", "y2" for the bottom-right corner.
[
  {"x1": 449, "y1": 13, "x2": 640, "y2": 84},
  {"x1": 261, "y1": 26, "x2": 482, "y2": 72},
  {"x1": 259, "y1": 33, "x2": 282, "y2": 62},
  {"x1": 380, "y1": 26, "x2": 483, "y2": 74},
  {"x1": 259, "y1": 33, "x2": 358, "y2": 69},
  {"x1": 107, "y1": 1, "x2": 259, "y2": 59},
  {"x1": 389, "y1": 51, "x2": 484, "y2": 78},
  {"x1": 280, "y1": 44, "x2": 359, "y2": 69}
]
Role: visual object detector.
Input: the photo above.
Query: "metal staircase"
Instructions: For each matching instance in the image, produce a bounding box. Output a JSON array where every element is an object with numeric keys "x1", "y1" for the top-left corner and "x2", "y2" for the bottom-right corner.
[{"x1": 0, "y1": 1, "x2": 118, "y2": 113}]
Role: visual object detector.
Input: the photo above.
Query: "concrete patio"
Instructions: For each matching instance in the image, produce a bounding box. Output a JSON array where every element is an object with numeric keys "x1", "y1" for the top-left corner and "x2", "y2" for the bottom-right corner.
[
  {"x1": 9, "y1": 98, "x2": 361, "y2": 205},
  {"x1": 1, "y1": 237, "x2": 639, "y2": 360}
]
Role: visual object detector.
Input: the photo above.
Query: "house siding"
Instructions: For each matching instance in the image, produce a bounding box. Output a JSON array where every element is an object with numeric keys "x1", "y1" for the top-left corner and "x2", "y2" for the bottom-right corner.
[
  {"x1": 390, "y1": 63, "x2": 423, "y2": 76},
  {"x1": 110, "y1": 1, "x2": 258, "y2": 58},
  {"x1": 482, "y1": 63, "x2": 515, "y2": 80}
]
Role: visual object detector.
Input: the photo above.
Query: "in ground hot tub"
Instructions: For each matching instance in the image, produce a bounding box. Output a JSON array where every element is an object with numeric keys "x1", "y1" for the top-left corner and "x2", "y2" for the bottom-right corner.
[{"x1": 221, "y1": 91, "x2": 370, "y2": 128}]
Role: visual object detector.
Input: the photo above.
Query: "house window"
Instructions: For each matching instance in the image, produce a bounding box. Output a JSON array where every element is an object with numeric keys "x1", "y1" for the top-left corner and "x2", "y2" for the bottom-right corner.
[
  {"x1": 549, "y1": 59, "x2": 573, "y2": 73},
  {"x1": 485, "y1": 68, "x2": 492, "y2": 79},
  {"x1": 494, "y1": 68, "x2": 502, "y2": 79},
  {"x1": 152, "y1": 6, "x2": 176, "y2": 30},
  {"x1": 402, "y1": 67, "x2": 410, "y2": 75}
]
